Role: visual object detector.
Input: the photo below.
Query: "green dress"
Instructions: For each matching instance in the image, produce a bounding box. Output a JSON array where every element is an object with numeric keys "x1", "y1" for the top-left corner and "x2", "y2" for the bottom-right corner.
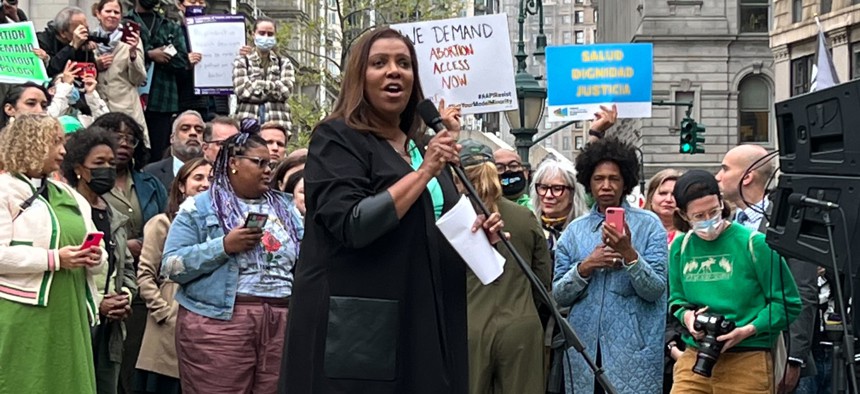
[{"x1": 0, "y1": 183, "x2": 97, "y2": 393}]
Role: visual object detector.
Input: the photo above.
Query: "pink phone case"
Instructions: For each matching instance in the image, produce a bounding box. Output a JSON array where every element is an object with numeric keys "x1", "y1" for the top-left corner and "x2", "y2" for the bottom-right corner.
[
  {"x1": 605, "y1": 208, "x2": 625, "y2": 235},
  {"x1": 81, "y1": 232, "x2": 104, "y2": 249}
]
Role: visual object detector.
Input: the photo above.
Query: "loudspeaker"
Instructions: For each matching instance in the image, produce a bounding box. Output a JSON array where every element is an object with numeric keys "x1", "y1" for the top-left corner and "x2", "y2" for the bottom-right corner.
[
  {"x1": 765, "y1": 173, "x2": 860, "y2": 273},
  {"x1": 775, "y1": 78, "x2": 860, "y2": 176}
]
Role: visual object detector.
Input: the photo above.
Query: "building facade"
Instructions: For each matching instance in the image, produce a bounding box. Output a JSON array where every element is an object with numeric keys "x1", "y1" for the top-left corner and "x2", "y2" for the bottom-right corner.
[
  {"x1": 495, "y1": 0, "x2": 599, "y2": 162},
  {"x1": 597, "y1": 0, "x2": 774, "y2": 176},
  {"x1": 771, "y1": 0, "x2": 860, "y2": 102}
]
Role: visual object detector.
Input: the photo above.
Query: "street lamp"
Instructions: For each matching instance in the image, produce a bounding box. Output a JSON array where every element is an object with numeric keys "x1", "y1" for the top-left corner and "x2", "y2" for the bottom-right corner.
[{"x1": 505, "y1": 0, "x2": 547, "y2": 165}]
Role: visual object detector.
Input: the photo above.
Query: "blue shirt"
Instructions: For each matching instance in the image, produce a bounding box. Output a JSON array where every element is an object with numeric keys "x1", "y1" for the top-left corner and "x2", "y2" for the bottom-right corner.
[
  {"x1": 172, "y1": 156, "x2": 183, "y2": 176},
  {"x1": 735, "y1": 198, "x2": 769, "y2": 231}
]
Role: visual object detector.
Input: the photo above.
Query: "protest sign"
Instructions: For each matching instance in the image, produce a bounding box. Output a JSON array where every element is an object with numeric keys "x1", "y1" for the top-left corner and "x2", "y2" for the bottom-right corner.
[
  {"x1": 392, "y1": 14, "x2": 518, "y2": 115},
  {"x1": 186, "y1": 15, "x2": 246, "y2": 95},
  {"x1": 0, "y1": 22, "x2": 48, "y2": 84},
  {"x1": 546, "y1": 43, "x2": 653, "y2": 122}
]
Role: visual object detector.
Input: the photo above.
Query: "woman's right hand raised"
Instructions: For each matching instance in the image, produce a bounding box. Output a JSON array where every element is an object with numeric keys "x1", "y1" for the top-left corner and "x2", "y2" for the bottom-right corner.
[
  {"x1": 61, "y1": 60, "x2": 79, "y2": 84},
  {"x1": 418, "y1": 130, "x2": 460, "y2": 177},
  {"x1": 58, "y1": 245, "x2": 101, "y2": 270},
  {"x1": 223, "y1": 226, "x2": 263, "y2": 255}
]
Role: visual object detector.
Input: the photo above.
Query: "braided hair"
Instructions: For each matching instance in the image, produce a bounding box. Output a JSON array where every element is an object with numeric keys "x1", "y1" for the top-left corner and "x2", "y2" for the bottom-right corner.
[{"x1": 211, "y1": 118, "x2": 301, "y2": 267}]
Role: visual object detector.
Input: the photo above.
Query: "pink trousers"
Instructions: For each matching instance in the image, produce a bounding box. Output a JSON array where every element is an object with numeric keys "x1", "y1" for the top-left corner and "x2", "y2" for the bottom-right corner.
[{"x1": 176, "y1": 301, "x2": 288, "y2": 394}]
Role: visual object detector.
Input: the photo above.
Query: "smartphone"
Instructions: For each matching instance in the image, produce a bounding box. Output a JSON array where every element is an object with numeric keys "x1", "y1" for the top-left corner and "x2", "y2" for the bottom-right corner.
[
  {"x1": 244, "y1": 212, "x2": 268, "y2": 229},
  {"x1": 121, "y1": 21, "x2": 140, "y2": 44},
  {"x1": 81, "y1": 232, "x2": 104, "y2": 250},
  {"x1": 605, "y1": 207, "x2": 625, "y2": 235},
  {"x1": 77, "y1": 62, "x2": 97, "y2": 78}
]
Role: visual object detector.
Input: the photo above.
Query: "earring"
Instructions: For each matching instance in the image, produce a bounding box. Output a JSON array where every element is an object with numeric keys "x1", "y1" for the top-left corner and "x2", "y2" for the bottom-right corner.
[
  {"x1": 76, "y1": 174, "x2": 81, "y2": 180},
  {"x1": 231, "y1": 168, "x2": 237, "y2": 174}
]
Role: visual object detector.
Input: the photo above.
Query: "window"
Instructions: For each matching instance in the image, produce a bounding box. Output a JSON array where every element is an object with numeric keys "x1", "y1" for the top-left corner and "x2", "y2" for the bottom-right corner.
[
  {"x1": 563, "y1": 31, "x2": 572, "y2": 44},
  {"x1": 563, "y1": 15, "x2": 571, "y2": 24},
  {"x1": 563, "y1": 136, "x2": 571, "y2": 150},
  {"x1": 791, "y1": 55, "x2": 813, "y2": 96},
  {"x1": 575, "y1": 11, "x2": 584, "y2": 23},
  {"x1": 792, "y1": 0, "x2": 802, "y2": 23},
  {"x1": 853, "y1": 44, "x2": 860, "y2": 80},
  {"x1": 545, "y1": 16, "x2": 553, "y2": 25},
  {"x1": 674, "y1": 91, "x2": 695, "y2": 126},
  {"x1": 594, "y1": 9, "x2": 598, "y2": 24},
  {"x1": 563, "y1": 0, "x2": 571, "y2": 4},
  {"x1": 546, "y1": 33, "x2": 553, "y2": 44},
  {"x1": 738, "y1": 75, "x2": 771, "y2": 143},
  {"x1": 739, "y1": 0, "x2": 768, "y2": 33},
  {"x1": 574, "y1": 121, "x2": 583, "y2": 128},
  {"x1": 575, "y1": 0, "x2": 584, "y2": 3},
  {"x1": 575, "y1": 30, "x2": 585, "y2": 44},
  {"x1": 575, "y1": 136, "x2": 584, "y2": 150},
  {"x1": 821, "y1": 0, "x2": 832, "y2": 14}
]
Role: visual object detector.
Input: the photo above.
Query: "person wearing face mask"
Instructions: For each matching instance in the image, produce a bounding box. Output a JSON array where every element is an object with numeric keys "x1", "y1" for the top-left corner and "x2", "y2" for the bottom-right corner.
[
  {"x1": 494, "y1": 148, "x2": 532, "y2": 208},
  {"x1": 47, "y1": 61, "x2": 110, "y2": 126},
  {"x1": 175, "y1": 0, "x2": 230, "y2": 119},
  {"x1": 125, "y1": 0, "x2": 190, "y2": 162},
  {"x1": 62, "y1": 127, "x2": 138, "y2": 394},
  {"x1": 135, "y1": 157, "x2": 211, "y2": 394},
  {"x1": 233, "y1": 17, "x2": 295, "y2": 132},
  {"x1": 667, "y1": 170, "x2": 801, "y2": 393}
]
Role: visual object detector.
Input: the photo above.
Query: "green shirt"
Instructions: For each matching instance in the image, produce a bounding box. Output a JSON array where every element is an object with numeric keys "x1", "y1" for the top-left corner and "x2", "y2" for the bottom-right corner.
[
  {"x1": 668, "y1": 223, "x2": 801, "y2": 350},
  {"x1": 408, "y1": 140, "x2": 444, "y2": 219}
]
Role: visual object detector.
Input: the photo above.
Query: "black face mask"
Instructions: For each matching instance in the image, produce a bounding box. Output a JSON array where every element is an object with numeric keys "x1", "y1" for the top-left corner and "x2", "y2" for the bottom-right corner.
[
  {"x1": 500, "y1": 171, "x2": 527, "y2": 197},
  {"x1": 87, "y1": 167, "x2": 117, "y2": 195},
  {"x1": 138, "y1": 0, "x2": 159, "y2": 10}
]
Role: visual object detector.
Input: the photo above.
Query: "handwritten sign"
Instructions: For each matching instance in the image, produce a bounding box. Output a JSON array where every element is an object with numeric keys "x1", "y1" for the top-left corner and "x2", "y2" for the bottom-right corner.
[
  {"x1": 392, "y1": 14, "x2": 518, "y2": 115},
  {"x1": 546, "y1": 43, "x2": 653, "y2": 122},
  {"x1": 0, "y1": 22, "x2": 48, "y2": 84},
  {"x1": 186, "y1": 15, "x2": 246, "y2": 95}
]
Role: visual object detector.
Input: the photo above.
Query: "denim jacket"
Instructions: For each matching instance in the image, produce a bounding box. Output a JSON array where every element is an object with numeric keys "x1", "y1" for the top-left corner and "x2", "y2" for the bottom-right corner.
[{"x1": 162, "y1": 189, "x2": 303, "y2": 320}]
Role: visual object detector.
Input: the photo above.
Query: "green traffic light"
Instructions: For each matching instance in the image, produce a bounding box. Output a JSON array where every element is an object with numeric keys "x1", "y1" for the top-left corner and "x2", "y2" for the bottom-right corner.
[{"x1": 680, "y1": 143, "x2": 692, "y2": 153}]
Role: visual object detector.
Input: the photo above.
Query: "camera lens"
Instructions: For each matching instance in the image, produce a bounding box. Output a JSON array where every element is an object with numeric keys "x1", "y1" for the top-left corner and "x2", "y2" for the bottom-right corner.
[
  {"x1": 692, "y1": 349, "x2": 719, "y2": 377},
  {"x1": 5, "y1": 0, "x2": 18, "y2": 6}
]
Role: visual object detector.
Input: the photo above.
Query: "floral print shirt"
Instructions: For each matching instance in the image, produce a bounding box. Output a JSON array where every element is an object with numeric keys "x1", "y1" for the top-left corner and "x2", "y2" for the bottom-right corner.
[{"x1": 236, "y1": 198, "x2": 298, "y2": 298}]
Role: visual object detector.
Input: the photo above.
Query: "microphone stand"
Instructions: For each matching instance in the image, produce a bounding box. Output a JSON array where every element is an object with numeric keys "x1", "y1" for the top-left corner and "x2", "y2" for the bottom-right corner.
[
  {"x1": 819, "y1": 209, "x2": 859, "y2": 394},
  {"x1": 448, "y1": 163, "x2": 618, "y2": 394}
]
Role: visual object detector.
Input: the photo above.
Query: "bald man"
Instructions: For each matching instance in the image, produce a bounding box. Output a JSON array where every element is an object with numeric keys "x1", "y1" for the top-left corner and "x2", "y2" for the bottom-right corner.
[
  {"x1": 716, "y1": 144, "x2": 775, "y2": 229},
  {"x1": 493, "y1": 149, "x2": 532, "y2": 209},
  {"x1": 718, "y1": 144, "x2": 818, "y2": 393}
]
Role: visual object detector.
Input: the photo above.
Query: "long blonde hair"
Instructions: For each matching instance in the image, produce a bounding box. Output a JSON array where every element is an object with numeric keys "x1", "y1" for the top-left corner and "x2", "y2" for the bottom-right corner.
[
  {"x1": 458, "y1": 161, "x2": 502, "y2": 213},
  {"x1": 0, "y1": 114, "x2": 61, "y2": 175}
]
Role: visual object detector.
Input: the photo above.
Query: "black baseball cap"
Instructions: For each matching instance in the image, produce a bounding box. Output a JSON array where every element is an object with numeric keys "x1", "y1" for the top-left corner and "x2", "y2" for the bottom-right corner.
[{"x1": 673, "y1": 169, "x2": 721, "y2": 209}]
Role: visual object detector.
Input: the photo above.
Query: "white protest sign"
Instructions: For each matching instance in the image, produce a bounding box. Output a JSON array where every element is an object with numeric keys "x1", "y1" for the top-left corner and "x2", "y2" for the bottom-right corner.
[
  {"x1": 186, "y1": 15, "x2": 246, "y2": 95},
  {"x1": 392, "y1": 14, "x2": 518, "y2": 115}
]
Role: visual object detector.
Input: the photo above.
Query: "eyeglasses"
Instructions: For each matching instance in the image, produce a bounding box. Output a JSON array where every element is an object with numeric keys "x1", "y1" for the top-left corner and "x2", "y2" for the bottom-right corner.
[
  {"x1": 115, "y1": 133, "x2": 139, "y2": 148},
  {"x1": 237, "y1": 155, "x2": 271, "y2": 169},
  {"x1": 496, "y1": 161, "x2": 524, "y2": 173},
  {"x1": 686, "y1": 205, "x2": 723, "y2": 222},
  {"x1": 206, "y1": 139, "x2": 226, "y2": 147},
  {"x1": 535, "y1": 183, "x2": 571, "y2": 197}
]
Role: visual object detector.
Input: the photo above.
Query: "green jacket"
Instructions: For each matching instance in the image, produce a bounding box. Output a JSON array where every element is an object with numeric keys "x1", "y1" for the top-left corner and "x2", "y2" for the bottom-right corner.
[
  {"x1": 124, "y1": 10, "x2": 188, "y2": 113},
  {"x1": 669, "y1": 223, "x2": 801, "y2": 350}
]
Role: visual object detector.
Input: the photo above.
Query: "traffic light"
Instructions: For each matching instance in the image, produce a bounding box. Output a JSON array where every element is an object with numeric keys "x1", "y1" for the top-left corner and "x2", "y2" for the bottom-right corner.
[{"x1": 679, "y1": 117, "x2": 705, "y2": 154}]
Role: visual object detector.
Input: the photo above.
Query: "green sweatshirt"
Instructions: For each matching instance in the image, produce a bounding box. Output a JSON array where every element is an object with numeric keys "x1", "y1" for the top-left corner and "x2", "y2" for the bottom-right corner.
[{"x1": 668, "y1": 223, "x2": 801, "y2": 350}]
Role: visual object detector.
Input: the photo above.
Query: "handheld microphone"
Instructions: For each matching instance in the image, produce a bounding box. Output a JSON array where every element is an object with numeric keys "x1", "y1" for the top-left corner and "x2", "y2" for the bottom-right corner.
[
  {"x1": 417, "y1": 99, "x2": 445, "y2": 134},
  {"x1": 787, "y1": 193, "x2": 840, "y2": 210}
]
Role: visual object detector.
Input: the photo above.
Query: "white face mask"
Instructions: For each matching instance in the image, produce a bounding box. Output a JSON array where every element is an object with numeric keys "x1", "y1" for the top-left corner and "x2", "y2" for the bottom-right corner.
[
  {"x1": 690, "y1": 210, "x2": 725, "y2": 241},
  {"x1": 254, "y1": 35, "x2": 276, "y2": 51}
]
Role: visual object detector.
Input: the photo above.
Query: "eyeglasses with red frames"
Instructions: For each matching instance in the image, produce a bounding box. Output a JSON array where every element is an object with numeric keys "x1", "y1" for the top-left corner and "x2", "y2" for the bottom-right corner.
[{"x1": 535, "y1": 183, "x2": 572, "y2": 197}]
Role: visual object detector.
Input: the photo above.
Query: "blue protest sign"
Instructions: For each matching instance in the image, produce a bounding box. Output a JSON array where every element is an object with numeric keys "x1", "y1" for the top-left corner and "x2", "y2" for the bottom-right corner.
[{"x1": 546, "y1": 43, "x2": 653, "y2": 121}]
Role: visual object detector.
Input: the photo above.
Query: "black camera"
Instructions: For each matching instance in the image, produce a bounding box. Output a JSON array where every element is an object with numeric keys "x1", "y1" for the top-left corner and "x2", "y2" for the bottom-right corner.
[
  {"x1": 692, "y1": 312, "x2": 736, "y2": 377},
  {"x1": 5, "y1": 0, "x2": 18, "y2": 6},
  {"x1": 87, "y1": 34, "x2": 111, "y2": 46}
]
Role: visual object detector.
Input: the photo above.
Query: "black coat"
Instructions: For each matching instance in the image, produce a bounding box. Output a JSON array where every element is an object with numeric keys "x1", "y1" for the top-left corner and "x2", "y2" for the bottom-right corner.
[
  {"x1": 281, "y1": 119, "x2": 469, "y2": 394},
  {"x1": 37, "y1": 22, "x2": 94, "y2": 78},
  {"x1": 142, "y1": 157, "x2": 174, "y2": 191}
]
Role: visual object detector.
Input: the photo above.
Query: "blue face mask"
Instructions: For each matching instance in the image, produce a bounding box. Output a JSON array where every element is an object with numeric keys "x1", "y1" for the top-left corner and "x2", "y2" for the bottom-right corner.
[
  {"x1": 254, "y1": 35, "x2": 276, "y2": 51},
  {"x1": 68, "y1": 88, "x2": 80, "y2": 105},
  {"x1": 184, "y1": 6, "x2": 205, "y2": 17},
  {"x1": 691, "y1": 210, "x2": 724, "y2": 241}
]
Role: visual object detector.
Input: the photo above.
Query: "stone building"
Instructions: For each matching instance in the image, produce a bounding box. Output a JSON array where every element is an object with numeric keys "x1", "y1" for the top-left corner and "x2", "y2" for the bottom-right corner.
[{"x1": 596, "y1": 0, "x2": 775, "y2": 176}]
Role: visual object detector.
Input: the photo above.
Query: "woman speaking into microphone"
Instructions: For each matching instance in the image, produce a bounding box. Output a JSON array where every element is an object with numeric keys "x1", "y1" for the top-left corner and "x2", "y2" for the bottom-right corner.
[{"x1": 281, "y1": 28, "x2": 501, "y2": 394}]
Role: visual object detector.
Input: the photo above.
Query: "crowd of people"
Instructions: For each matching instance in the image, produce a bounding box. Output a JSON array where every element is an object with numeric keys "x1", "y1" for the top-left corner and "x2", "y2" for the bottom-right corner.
[{"x1": 0, "y1": 3, "x2": 835, "y2": 394}]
